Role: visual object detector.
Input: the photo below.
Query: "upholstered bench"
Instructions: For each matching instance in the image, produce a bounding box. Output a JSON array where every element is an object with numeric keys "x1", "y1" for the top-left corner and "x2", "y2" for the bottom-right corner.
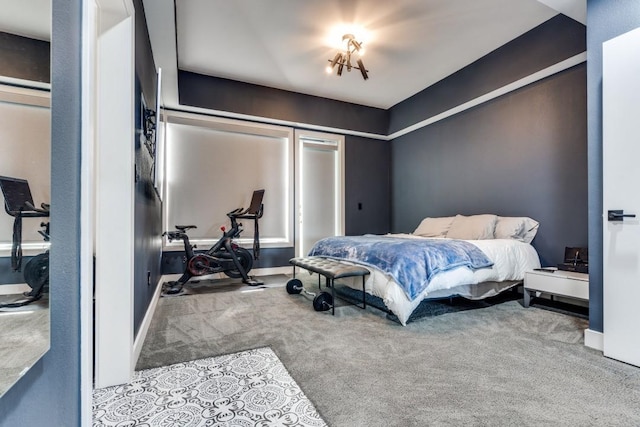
[{"x1": 288, "y1": 256, "x2": 370, "y2": 314}]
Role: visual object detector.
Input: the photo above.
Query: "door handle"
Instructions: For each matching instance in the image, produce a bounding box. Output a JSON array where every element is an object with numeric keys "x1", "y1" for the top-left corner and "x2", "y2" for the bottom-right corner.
[{"x1": 608, "y1": 210, "x2": 637, "y2": 222}]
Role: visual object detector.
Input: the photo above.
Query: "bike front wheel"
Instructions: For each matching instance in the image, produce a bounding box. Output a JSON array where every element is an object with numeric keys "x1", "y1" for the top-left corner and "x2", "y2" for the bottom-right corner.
[{"x1": 224, "y1": 247, "x2": 253, "y2": 278}]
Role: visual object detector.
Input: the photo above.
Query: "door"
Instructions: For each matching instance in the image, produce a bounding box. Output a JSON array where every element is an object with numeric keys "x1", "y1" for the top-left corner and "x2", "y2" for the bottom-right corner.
[
  {"x1": 296, "y1": 131, "x2": 344, "y2": 257},
  {"x1": 602, "y1": 27, "x2": 640, "y2": 367}
]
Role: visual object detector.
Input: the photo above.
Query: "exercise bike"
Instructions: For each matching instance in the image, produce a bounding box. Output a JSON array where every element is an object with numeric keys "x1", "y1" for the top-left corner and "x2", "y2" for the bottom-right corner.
[
  {"x1": 163, "y1": 189, "x2": 265, "y2": 295},
  {"x1": 0, "y1": 176, "x2": 50, "y2": 309}
]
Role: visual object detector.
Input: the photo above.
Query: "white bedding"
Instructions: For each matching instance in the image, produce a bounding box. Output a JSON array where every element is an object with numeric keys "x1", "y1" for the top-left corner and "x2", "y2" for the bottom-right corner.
[{"x1": 338, "y1": 234, "x2": 541, "y2": 325}]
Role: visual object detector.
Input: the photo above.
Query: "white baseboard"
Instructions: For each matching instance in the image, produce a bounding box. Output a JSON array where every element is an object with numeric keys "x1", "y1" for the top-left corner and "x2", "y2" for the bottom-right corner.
[
  {"x1": 584, "y1": 328, "x2": 604, "y2": 351},
  {"x1": 132, "y1": 277, "x2": 164, "y2": 367},
  {"x1": 0, "y1": 283, "x2": 30, "y2": 295},
  {"x1": 253, "y1": 266, "x2": 291, "y2": 276},
  {"x1": 161, "y1": 266, "x2": 291, "y2": 283}
]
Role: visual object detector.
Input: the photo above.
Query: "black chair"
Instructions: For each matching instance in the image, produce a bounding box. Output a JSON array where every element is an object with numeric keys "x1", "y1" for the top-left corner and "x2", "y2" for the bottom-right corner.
[
  {"x1": 235, "y1": 189, "x2": 265, "y2": 259},
  {"x1": 0, "y1": 176, "x2": 50, "y2": 272}
]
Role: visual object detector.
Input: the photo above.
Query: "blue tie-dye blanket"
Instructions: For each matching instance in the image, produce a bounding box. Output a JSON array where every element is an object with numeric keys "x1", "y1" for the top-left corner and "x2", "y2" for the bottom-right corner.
[{"x1": 308, "y1": 235, "x2": 494, "y2": 301}]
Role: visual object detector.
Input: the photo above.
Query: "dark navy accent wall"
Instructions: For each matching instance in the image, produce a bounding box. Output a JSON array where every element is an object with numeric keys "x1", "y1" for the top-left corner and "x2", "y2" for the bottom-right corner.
[
  {"x1": 178, "y1": 71, "x2": 389, "y2": 135},
  {"x1": 133, "y1": 0, "x2": 162, "y2": 337},
  {"x1": 389, "y1": 14, "x2": 586, "y2": 134},
  {"x1": 391, "y1": 65, "x2": 587, "y2": 267},
  {"x1": 586, "y1": 0, "x2": 640, "y2": 333},
  {"x1": 0, "y1": 32, "x2": 50, "y2": 84},
  {"x1": 0, "y1": 0, "x2": 82, "y2": 425}
]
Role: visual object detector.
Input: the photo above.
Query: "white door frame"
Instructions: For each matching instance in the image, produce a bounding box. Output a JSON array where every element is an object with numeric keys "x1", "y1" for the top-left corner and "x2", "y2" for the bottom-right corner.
[
  {"x1": 294, "y1": 130, "x2": 345, "y2": 258},
  {"x1": 92, "y1": 0, "x2": 136, "y2": 389}
]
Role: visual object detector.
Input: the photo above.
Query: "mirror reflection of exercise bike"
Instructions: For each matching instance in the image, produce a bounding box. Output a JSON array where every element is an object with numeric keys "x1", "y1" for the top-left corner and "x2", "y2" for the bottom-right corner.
[
  {"x1": 0, "y1": 176, "x2": 50, "y2": 309},
  {"x1": 163, "y1": 189, "x2": 265, "y2": 295}
]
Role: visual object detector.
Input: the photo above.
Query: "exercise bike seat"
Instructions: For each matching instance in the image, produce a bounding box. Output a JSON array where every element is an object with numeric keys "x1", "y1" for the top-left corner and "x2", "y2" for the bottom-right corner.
[{"x1": 175, "y1": 224, "x2": 197, "y2": 232}]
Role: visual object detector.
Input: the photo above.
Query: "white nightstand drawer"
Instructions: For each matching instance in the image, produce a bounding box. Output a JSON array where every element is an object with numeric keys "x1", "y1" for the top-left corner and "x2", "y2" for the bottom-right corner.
[{"x1": 523, "y1": 270, "x2": 589, "y2": 307}]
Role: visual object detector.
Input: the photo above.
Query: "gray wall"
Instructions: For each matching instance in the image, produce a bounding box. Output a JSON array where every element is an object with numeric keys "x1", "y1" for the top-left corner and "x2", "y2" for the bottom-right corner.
[
  {"x1": 0, "y1": 0, "x2": 82, "y2": 425},
  {"x1": 391, "y1": 64, "x2": 587, "y2": 267},
  {"x1": 586, "y1": 0, "x2": 640, "y2": 333},
  {"x1": 389, "y1": 15, "x2": 587, "y2": 268}
]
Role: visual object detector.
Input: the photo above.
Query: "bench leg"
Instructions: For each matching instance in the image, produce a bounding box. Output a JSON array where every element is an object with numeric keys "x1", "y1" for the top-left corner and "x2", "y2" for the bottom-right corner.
[
  {"x1": 362, "y1": 276, "x2": 366, "y2": 309},
  {"x1": 331, "y1": 278, "x2": 335, "y2": 315}
]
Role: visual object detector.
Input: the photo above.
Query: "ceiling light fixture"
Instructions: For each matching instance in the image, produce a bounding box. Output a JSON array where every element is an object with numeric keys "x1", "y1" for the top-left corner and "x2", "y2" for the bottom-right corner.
[{"x1": 326, "y1": 33, "x2": 369, "y2": 80}]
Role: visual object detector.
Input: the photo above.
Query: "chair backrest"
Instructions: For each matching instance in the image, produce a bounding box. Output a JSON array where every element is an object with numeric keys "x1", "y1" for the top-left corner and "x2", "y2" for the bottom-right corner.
[
  {"x1": 0, "y1": 176, "x2": 34, "y2": 216},
  {"x1": 246, "y1": 189, "x2": 265, "y2": 215}
]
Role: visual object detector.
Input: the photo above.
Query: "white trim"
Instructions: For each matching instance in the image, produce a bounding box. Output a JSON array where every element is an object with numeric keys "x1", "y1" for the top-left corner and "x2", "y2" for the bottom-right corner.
[
  {"x1": 252, "y1": 266, "x2": 291, "y2": 277},
  {"x1": 163, "y1": 110, "x2": 295, "y2": 249},
  {"x1": 93, "y1": 3, "x2": 136, "y2": 389},
  {"x1": 585, "y1": 329, "x2": 604, "y2": 351},
  {"x1": 387, "y1": 52, "x2": 587, "y2": 140},
  {"x1": 160, "y1": 266, "x2": 291, "y2": 284},
  {"x1": 0, "y1": 76, "x2": 51, "y2": 92},
  {"x1": 167, "y1": 52, "x2": 586, "y2": 142},
  {"x1": 132, "y1": 278, "x2": 163, "y2": 366},
  {"x1": 0, "y1": 283, "x2": 30, "y2": 295},
  {"x1": 0, "y1": 243, "x2": 50, "y2": 257},
  {"x1": 295, "y1": 130, "x2": 345, "y2": 258},
  {"x1": 0, "y1": 83, "x2": 50, "y2": 108},
  {"x1": 166, "y1": 105, "x2": 388, "y2": 141},
  {"x1": 80, "y1": 0, "x2": 98, "y2": 423}
]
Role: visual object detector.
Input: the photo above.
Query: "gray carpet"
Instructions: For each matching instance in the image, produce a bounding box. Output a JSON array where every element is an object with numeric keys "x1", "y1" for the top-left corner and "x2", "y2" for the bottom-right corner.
[{"x1": 137, "y1": 275, "x2": 640, "y2": 426}]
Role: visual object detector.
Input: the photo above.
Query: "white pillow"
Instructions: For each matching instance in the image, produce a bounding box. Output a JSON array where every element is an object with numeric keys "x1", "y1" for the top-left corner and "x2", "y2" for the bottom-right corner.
[
  {"x1": 495, "y1": 216, "x2": 539, "y2": 243},
  {"x1": 495, "y1": 217, "x2": 525, "y2": 240},
  {"x1": 413, "y1": 216, "x2": 455, "y2": 237},
  {"x1": 446, "y1": 214, "x2": 498, "y2": 240},
  {"x1": 520, "y1": 217, "x2": 540, "y2": 243}
]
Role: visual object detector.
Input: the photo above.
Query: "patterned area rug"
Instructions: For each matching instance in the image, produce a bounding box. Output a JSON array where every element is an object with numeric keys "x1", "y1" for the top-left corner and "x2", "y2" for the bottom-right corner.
[{"x1": 93, "y1": 347, "x2": 326, "y2": 426}]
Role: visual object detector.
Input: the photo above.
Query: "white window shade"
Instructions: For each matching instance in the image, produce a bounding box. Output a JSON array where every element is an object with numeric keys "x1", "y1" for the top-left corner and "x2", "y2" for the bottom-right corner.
[
  {"x1": 0, "y1": 87, "x2": 50, "y2": 255},
  {"x1": 164, "y1": 113, "x2": 293, "y2": 249}
]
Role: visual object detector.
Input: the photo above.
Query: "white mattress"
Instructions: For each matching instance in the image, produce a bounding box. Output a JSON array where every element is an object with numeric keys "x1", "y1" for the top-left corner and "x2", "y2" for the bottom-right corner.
[{"x1": 338, "y1": 234, "x2": 541, "y2": 325}]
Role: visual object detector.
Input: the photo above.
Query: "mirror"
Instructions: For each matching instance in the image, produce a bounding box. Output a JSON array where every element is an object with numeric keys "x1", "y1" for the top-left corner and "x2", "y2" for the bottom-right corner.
[{"x1": 0, "y1": 0, "x2": 51, "y2": 397}]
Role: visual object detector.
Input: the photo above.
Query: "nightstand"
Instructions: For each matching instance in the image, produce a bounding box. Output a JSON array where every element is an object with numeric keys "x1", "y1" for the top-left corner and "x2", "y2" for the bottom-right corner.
[{"x1": 523, "y1": 269, "x2": 589, "y2": 308}]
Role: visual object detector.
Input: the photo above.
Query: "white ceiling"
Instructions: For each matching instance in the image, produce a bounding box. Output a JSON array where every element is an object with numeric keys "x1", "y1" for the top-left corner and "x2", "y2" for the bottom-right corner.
[
  {"x1": 145, "y1": 0, "x2": 585, "y2": 110},
  {"x1": 0, "y1": 0, "x2": 585, "y2": 110},
  {"x1": 0, "y1": 0, "x2": 50, "y2": 41}
]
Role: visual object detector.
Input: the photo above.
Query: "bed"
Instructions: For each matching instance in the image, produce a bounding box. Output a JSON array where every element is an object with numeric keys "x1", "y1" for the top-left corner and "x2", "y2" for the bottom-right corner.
[{"x1": 307, "y1": 214, "x2": 541, "y2": 325}]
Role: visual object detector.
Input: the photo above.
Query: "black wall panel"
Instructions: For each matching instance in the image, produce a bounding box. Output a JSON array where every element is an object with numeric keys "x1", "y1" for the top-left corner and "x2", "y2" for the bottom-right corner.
[
  {"x1": 133, "y1": 0, "x2": 163, "y2": 337},
  {"x1": 162, "y1": 247, "x2": 295, "y2": 275},
  {"x1": 0, "y1": 32, "x2": 50, "y2": 84},
  {"x1": 344, "y1": 135, "x2": 391, "y2": 236},
  {"x1": 178, "y1": 71, "x2": 389, "y2": 135}
]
